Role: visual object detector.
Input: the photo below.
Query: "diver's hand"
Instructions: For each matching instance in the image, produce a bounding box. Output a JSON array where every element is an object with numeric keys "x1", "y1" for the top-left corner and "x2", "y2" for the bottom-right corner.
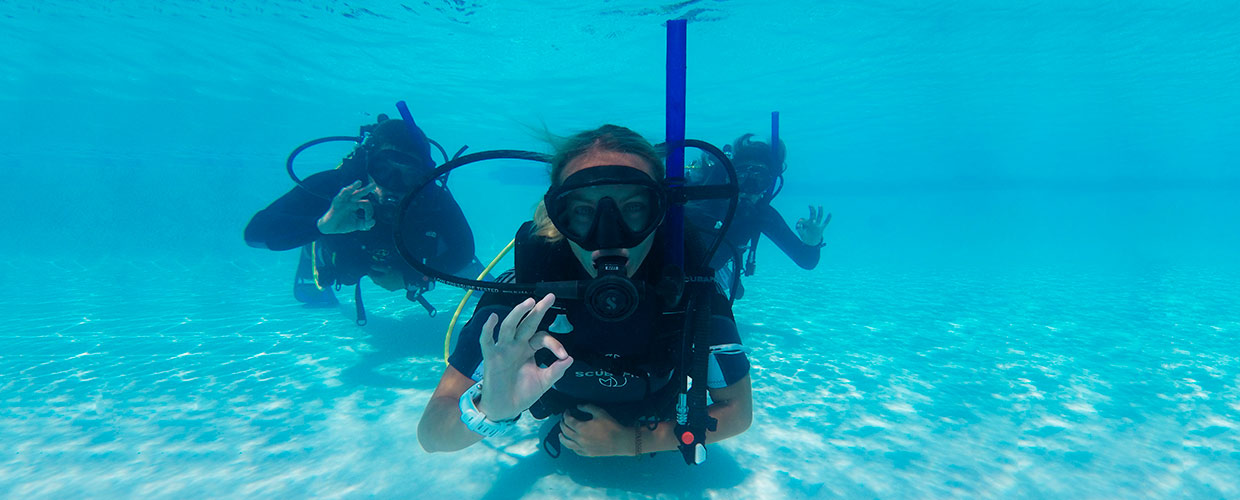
[
  {"x1": 368, "y1": 265, "x2": 404, "y2": 291},
  {"x1": 561, "y1": 404, "x2": 634, "y2": 457},
  {"x1": 317, "y1": 180, "x2": 377, "y2": 234},
  {"x1": 796, "y1": 205, "x2": 830, "y2": 246},
  {"x1": 476, "y1": 294, "x2": 572, "y2": 421}
]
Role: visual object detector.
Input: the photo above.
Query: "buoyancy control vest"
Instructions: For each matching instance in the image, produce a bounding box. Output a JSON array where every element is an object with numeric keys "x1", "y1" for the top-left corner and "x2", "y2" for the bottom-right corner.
[{"x1": 474, "y1": 221, "x2": 726, "y2": 426}]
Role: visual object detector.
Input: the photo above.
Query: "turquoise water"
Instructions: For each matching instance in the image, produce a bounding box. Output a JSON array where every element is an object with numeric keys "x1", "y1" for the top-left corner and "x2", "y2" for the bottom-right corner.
[{"x1": 3, "y1": 1, "x2": 1239, "y2": 498}]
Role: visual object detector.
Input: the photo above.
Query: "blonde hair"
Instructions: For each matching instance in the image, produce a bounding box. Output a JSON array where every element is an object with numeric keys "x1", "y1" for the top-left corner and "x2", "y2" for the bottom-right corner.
[
  {"x1": 532, "y1": 200, "x2": 562, "y2": 242},
  {"x1": 531, "y1": 125, "x2": 664, "y2": 242}
]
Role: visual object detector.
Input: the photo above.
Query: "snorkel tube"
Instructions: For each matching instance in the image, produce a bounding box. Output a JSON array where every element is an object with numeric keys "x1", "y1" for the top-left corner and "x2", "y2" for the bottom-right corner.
[
  {"x1": 771, "y1": 111, "x2": 780, "y2": 163},
  {"x1": 664, "y1": 19, "x2": 717, "y2": 467},
  {"x1": 395, "y1": 101, "x2": 436, "y2": 171},
  {"x1": 665, "y1": 21, "x2": 687, "y2": 271},
  {"x1": 396, "y1": 101, "x2": 470, "y2": 181},
  {"x1": 768, "y1": 110, "x2": 784, "y2": 200}
]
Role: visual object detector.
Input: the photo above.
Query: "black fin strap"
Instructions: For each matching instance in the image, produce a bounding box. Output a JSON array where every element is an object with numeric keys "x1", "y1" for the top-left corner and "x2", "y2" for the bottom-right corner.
[
  {"x1": 541, "y1": 422, "x2": 564, "y2": 458},
  {"x1": 354, "y1": 284, "x2": 367, "y2": 326}
]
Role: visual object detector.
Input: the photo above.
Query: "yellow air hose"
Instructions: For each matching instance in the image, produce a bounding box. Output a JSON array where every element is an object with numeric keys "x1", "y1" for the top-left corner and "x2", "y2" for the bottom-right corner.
[{"x1": 444, "y1": 239, "x2": 516, "y2": 365}]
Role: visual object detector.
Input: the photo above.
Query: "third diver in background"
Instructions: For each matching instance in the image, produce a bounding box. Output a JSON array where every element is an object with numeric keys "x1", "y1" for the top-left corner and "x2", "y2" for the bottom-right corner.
[{"x1": 686, "y1": 133, "x2": 831, "y2": 301}]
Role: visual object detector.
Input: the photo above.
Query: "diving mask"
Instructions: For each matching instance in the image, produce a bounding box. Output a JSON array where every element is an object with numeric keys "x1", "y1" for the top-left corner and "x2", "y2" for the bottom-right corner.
[
  {"x1": 735, "y1": 163, "x2": 775, "y2": 195},
  {"x1": 367, "y1": 148, "x2": 430, "y2": 196},
  {"x1": 543, "y1": 165, "x2": 667, "y2": 252}
]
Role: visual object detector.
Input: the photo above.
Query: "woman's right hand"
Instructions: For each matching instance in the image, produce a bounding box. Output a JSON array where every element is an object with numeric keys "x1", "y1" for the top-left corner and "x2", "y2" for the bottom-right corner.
[
  {"x1": 476, "y1": 294, "x2": 573, "y2": 421},
  {"x1": 317, "y1": 180, "x2": 377, "y2": 234}
]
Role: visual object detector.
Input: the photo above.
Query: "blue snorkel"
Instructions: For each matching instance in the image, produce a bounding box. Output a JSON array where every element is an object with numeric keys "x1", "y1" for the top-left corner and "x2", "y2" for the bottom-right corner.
[
  {"x1": 771, "y1": 111, "x2": 780, "y2": 159},
  {"x1": 665, "y1": 21, "x2": 687, "y2": 271},
  {"x1": 395, "y1": 101, "x2": 437, "y2": 170},
  {"x1": 768, "y1": 111, "x2": 783, "y2": 200},
  {"x1": 665, "y1": 19, "x2": 718, "y2": 466}
]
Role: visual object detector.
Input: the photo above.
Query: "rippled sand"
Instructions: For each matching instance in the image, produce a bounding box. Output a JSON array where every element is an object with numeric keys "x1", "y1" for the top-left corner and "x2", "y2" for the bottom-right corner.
[{"x1": 1, "y1": 257, "x2": 1237, "y2": 499}]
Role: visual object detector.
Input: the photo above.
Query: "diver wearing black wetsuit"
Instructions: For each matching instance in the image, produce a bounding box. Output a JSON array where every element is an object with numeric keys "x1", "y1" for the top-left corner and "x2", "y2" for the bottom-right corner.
[
  {"x1": 448, "y1": 225, "x2": 750, "y2": 425},
  {"x1": 686, "y1": 133, "x2": 830, "y2": 300},
  {"x1": 417, "y1": 125, "x2": 753, "y2": 460},
  {"x1": 244, "y1": 117, "x2": 476, "y2": 309}
]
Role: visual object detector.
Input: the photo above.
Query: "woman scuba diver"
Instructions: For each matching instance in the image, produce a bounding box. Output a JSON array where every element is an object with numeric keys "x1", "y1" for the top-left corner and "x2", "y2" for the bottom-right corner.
[{"x1": 416, "y1": 125, "x2": 753, "y2": 459}]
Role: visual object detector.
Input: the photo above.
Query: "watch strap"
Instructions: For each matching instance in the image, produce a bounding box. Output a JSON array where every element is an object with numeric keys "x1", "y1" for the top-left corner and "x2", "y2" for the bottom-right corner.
[{"x1": 458, "y1": 381, "x2": 518, "y2": 437}]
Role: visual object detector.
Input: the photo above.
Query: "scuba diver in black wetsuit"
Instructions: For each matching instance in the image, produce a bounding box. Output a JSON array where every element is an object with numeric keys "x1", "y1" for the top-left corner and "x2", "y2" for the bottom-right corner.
[
  {"x1": 686, "y1": 129, "x2": 831, "y2": 301},
  {"x1": 244, "y1": 111, "x2": 480, "y2": 323},
  {"x1": 414, "y1": 125, "x2": 753, "y2": 461}
]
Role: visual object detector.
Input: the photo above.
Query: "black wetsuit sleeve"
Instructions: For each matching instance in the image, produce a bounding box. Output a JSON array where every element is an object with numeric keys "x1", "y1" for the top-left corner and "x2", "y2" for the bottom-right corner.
[
  {"x1": 448, "y1": 295, "x2": 519, "y2": 380},
  {"x1": 422, "y1": 191, "x2": 476, "y2": 274},
  {"x1": 244, "y1": 171, "x2": 346, "y2": 251},
  {"x1": 759, "y1": 204, "x2": 820, "y2": 270}
]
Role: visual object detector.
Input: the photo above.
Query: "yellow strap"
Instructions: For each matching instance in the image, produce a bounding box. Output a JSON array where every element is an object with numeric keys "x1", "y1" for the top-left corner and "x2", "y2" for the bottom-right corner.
[
  {"x1": 311, "y1": 241, "x2": 326, "y2": 290},
  {"x1": 444, "y1": 239, "x2": 517, "y2": 365}
]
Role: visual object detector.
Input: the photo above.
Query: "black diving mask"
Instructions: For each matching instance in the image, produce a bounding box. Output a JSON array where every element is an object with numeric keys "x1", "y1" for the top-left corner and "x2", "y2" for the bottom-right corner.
[
  {"x1": 543, "y1": 165, "x2": 667, "y2": 252},
  {"x1": 367, "y1": 149, "x2": 431, "y2": 222},
  {"x1": 367, "y1": 149, "x2": 429, "y2": 195},
  {"x1": 735, "y1": 163, "x2": 775, "y2": 195}
]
